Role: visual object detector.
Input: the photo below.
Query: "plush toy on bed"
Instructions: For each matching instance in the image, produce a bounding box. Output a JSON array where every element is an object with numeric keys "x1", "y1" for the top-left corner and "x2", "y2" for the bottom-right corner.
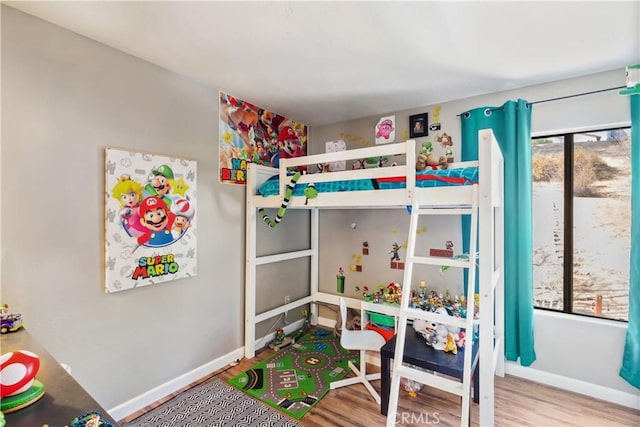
[
  {"x1": 416, "y1": 153, "x2": 448, "y2": 171},
  {"x1": 416, "y1": 141, "x2": 448, "y2": 171}
]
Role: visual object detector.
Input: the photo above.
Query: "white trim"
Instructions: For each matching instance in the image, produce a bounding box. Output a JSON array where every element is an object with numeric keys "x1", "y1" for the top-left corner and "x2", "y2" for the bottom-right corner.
[
  {"x1": 107, "y1": 346, "x2": 245, "y2": 421},
  {"x1": 109, "y1": 319, "x2": 305, "y2": 421},
  {"x1": 505, "y1": 361, "x2": 640, "y2": 410},
  {"x1": 534, "y1": 307, "x2": 629, "y2": 330}
]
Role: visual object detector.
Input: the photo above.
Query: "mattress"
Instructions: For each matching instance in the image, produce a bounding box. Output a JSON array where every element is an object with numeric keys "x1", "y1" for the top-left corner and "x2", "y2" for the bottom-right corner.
[{"x1": 257, "y1": 167, "x2": 478, "y2": 196}]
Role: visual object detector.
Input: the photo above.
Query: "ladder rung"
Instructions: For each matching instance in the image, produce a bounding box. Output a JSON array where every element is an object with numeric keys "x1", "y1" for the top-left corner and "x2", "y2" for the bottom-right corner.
[
  {"x1": 396, "y1": 365, "x2": 465, "y2": 396},
  {"x1": 401, "y1": 308, "x2": 474, "y2": 329},
  {"x1": 407, "y1": 256, "x2": 473, "y2": 268}
]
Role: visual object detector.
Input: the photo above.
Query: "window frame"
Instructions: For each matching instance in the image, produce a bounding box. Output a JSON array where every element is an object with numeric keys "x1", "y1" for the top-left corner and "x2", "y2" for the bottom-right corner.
[{"x1": 532, "y1": 125, "x2": 631, "y2": 323}]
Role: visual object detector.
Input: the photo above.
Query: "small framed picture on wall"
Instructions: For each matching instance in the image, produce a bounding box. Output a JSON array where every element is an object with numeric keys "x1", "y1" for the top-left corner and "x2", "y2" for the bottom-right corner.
[{"x1": 409, "y1": 113, "x2": 428, "y2": 138}]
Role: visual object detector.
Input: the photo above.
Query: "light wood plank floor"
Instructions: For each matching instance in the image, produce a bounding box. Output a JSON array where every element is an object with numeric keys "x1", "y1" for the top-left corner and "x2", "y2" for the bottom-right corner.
[{"x1": 120, "y1": 346, "x2": 640, "y2": 427}]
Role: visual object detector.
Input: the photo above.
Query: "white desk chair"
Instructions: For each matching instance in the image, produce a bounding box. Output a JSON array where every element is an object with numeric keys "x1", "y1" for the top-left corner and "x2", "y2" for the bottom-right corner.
[{"x1": 330, "y1": 297, "x2": 386, "y2": 404}]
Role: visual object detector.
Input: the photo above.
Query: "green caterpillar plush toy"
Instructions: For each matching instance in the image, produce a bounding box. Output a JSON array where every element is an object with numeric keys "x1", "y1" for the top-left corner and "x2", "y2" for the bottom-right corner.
[{"x1": 259, "y1": 171, "x2": 318, "y2": 227}]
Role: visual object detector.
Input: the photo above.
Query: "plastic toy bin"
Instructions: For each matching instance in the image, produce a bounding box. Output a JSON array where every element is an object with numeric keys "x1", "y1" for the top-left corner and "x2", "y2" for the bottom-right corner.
[{"x1": 367, "y1": 312, "x2": 395, "y2": 327}]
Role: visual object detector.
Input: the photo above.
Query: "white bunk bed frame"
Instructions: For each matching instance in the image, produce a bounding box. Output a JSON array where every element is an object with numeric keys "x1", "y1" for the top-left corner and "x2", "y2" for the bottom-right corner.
[{"x1": 245, "y1": 130, "x2": 504, "y2": 426}]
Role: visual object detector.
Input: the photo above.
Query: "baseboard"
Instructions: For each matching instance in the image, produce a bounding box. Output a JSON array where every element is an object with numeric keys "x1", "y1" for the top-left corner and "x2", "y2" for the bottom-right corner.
[
  {"x1": 107, "y1": 346, "x2": 245, "y2": 421},
  {"x1": 108, "y1": 319, "x2": 306, "y2": 421},
  {"x1": 505, "y1": 361, "x2": 640, "y2": 410}
]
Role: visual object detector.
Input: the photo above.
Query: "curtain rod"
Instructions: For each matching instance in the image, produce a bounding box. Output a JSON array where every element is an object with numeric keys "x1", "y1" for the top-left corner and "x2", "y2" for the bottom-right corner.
[
  {"x1": 457, "y1": 85, "x2": 626, "y2": 117},
  {"x1": 529, "y1": 85, "x2": 626, "y2": 105}
]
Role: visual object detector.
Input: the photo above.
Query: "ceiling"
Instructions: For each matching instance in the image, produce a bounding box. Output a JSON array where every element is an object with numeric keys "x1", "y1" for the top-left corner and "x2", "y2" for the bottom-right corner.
[{"x1": 5, "y1": 1, "x2": 640, "y2": 126}]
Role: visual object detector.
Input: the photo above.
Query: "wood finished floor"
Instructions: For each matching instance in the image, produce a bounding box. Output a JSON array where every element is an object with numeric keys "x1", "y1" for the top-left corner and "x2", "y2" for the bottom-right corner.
[{"x1": 120, "y1": 347, "x2": 640, "y2": 427}]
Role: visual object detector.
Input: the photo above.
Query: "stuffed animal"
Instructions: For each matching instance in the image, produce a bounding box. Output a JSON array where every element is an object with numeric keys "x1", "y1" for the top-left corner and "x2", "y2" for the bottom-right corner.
[
  {"x1": 416, "y1": 153, "x2": 448, "y2": 171},
  {"x1": 417, "y1": 141, "x2": 448, "y2": 171}
]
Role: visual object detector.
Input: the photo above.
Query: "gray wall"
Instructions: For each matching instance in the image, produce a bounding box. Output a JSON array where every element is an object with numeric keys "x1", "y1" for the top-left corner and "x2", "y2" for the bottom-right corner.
[
  {"x1": 313, "y1": 69, "x2": 637, "y2": 399},
  {"x1": 0, "y1": 6, "x2": 251, "y2": 409}
]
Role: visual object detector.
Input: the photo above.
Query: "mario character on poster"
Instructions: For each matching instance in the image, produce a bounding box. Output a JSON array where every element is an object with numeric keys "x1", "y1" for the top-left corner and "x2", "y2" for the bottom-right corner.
[
  {"x1": 219, "y1": 91, "x2": 308, "y2": 184},
  {"x1": 105, "y1": 149, "x2": 197, "y2": 293}
]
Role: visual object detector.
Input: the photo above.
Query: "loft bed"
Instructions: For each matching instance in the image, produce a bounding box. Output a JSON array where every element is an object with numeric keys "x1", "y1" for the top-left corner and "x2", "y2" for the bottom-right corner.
[
  {"x1": 245, "y1": 131, "x2": 504, "y2": 425},
  {"x1": 246, "y1": 140, "x2": 479, "y2": 210}
]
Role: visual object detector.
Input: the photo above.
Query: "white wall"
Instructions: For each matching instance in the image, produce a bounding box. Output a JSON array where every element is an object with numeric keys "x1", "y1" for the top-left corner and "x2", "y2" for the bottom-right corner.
[
  {"x1": 313, "y1": 69, "x2": 639, "y2": 406},
  {"x1": 1, "y1": 6, "x2": 248, "y2": 412}
]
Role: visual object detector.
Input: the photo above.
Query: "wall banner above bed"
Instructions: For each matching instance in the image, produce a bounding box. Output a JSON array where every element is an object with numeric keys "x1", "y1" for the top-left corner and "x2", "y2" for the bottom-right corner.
[
  {"x1": 104, "y1": 148, "x2": 198, "y2": 293},
  {"x1": 218, "y1": 91, "x2": 309, "y2": 184}
]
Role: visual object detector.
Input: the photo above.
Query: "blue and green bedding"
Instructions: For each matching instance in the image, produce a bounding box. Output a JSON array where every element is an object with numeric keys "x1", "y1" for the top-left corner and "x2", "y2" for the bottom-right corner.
[{"x1": 257, "y1": 167, "x2": 478, "y2": 196}]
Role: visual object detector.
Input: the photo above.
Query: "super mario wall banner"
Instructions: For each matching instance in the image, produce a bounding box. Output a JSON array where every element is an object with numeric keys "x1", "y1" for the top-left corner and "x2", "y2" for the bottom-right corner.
[
  {"x1": 219, "y1": 91, "x2": 308, "y2": 184},
  {"x1": 104, "y1": 148, "x2": 197, "y2": 293}
]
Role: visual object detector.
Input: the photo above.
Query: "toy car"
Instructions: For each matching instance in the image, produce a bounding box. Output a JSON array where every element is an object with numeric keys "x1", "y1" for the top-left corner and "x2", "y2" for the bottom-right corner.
[{"x1": 0, "y1": 313, "x2": 23, "y2": 334}]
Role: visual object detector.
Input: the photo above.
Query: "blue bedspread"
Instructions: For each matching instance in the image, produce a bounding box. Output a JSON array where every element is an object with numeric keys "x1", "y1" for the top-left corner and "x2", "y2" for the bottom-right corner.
[{"x1": 257, "y1": 167, "x2": 478, "y2": 196}]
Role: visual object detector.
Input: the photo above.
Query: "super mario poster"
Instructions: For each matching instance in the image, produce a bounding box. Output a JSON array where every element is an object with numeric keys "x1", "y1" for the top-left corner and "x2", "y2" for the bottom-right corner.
[
  {"x1": 104, "y1": 148, "x2": 197, "y2": 293},
  {"x1": 219, "y1": 91, "x2": 308, "y2": 184}
]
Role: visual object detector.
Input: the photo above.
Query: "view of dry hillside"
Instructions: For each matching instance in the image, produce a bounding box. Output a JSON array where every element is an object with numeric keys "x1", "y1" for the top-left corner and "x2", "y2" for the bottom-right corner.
[{"x1": 532, "y1": 130, "x2": 630, "y2": 321}]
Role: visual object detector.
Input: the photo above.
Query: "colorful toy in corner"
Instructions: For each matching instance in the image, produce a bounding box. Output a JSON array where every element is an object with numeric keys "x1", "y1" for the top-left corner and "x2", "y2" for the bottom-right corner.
[
  {"x1": 269, "y1": 328, "x2": 295, "y2": 351},
  {"x1": 0, "y1": 350, "x2": 45, "y2": 413},
  {"x1": 268, "y1": 309, "x2": 313, "y2": 351},
  {"x1": 70, "y1": 411, "x2": 115, "y2": 427},
  {"x1": 0, "y1": 304, "x2": 23, "y2": 334}
]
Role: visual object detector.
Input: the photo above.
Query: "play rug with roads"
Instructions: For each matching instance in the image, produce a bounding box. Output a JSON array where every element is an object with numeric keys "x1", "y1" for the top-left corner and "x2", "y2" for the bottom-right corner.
[{"x1": 228, "y1": 328, "x2": 358, "y2": 419}]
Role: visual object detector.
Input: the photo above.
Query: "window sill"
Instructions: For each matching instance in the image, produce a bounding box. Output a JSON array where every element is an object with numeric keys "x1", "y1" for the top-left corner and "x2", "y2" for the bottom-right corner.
[{"x1": 534, "y1": 308, "x2": 628, "y2": 329}]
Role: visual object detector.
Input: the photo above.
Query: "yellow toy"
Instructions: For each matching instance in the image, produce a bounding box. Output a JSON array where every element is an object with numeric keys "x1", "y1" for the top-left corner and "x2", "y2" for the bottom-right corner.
[{"x1": 444, "y1": 333, "x2": 458, "y2": 354}]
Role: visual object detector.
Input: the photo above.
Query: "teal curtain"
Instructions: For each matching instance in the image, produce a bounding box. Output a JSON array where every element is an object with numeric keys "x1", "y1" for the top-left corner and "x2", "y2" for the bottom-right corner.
[
  {"x1": 620, "y1": 93, "x2": 640, "y2": 388},
  {"x1": 460, "y1": 99, "x2": 536, "y2": 366}
]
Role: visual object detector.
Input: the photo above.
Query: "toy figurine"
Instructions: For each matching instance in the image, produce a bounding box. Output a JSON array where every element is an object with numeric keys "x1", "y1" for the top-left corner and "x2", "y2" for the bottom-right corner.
[
  {"x1": 86, "y1": 413, "x2": 101, "y2": 427},
  {"x1": 0, "y1": 304, "x2": 23, "y2": 334},
  {"x1": 269, "y1": 328, "x2": 294, "y2": 351},
  {"x1": 70, "y1": 411, "x2": 115, "y2": 427},
  {"x1": 0, "y1": 350, "x2": 45, "y2": 413},
  {"x1": 444, "y1": 333, "x2": 458, "y2": 354},
  {"x1": 456, "y1": 331, "x2": 466, "y2": 348}
]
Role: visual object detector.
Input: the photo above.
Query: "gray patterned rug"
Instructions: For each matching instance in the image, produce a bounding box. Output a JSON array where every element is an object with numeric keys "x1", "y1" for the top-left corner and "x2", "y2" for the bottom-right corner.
[{"x1": 124, "y1": 377, "x2": 303, "y2": 427}]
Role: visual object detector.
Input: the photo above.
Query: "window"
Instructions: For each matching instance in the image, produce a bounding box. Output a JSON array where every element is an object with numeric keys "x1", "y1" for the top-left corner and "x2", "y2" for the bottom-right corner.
[{"x1": 532, "y1": 127, "x2": 631, "y2": 321}]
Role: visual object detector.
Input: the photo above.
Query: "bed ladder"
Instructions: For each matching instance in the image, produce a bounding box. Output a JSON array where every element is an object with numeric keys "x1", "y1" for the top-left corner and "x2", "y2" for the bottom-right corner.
[{"x1": 386, "y1": 192, "x2": 479, "y2": 427}]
